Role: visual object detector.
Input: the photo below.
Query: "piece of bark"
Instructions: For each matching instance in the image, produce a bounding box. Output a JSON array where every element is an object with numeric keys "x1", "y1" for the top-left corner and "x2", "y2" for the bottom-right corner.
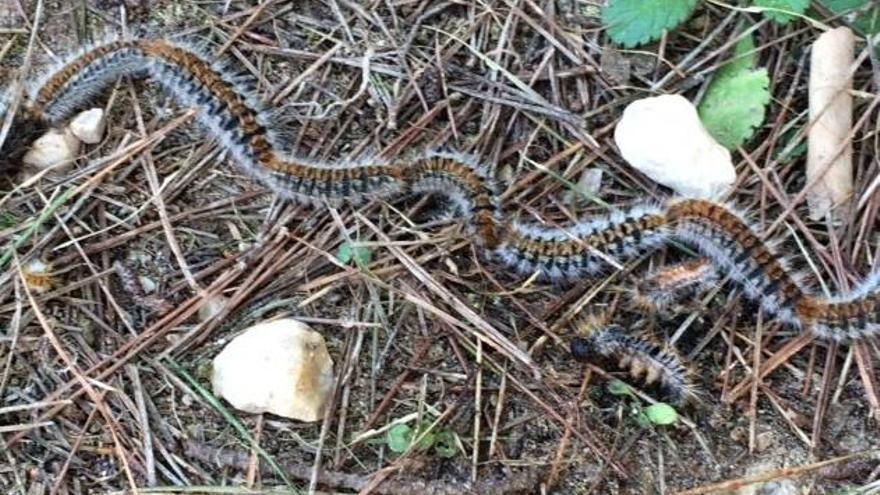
[{"x1": 807, "y1": 26, "x2": 854, "y2": 221}]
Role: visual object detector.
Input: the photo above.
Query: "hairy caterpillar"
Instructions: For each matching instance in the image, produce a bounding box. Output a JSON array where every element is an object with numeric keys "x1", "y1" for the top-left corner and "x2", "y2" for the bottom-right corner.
[
  {"x1": 570, "y1": 318, "x2": 701, "y2": 405},
  {"x1": 2, "y1": 36, "x2": 879, "y2": 401}
]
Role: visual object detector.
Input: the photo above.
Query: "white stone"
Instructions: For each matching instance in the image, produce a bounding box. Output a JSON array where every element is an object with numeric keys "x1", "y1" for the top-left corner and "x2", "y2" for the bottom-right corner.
[
  {"x1": 69, "y1": 108, "x2": 106, "y2": 144},
  {"x1": 22, "y1": 128, "x2": 81, "y2": 171},
  {"x1": 212, "y1": 319, "x2": 335, "y2": 422},
  {"x1": 614, "y1": 94, "x2": 735, "y2": 199}
]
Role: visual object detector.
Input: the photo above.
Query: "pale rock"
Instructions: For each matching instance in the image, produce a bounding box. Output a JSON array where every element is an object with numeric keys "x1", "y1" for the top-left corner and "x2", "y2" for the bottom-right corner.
[
  {"x1": 614, "y1": 94, "x2": 735, "y2": 199},
  {"x1": 754, "y1": 430, "x2": 774, "y2": 452},
  {"x1": 212, "y1": 318, "x2": 335, "y2": 422},
  {"x1": 577, "y1": 168, "x2": 604, "y2": 194},
  {"x1": 733, "y1": 462, "x2": 800, "y2": 495},
  {"x1": 69, "y1": 108, "x2": 106, "y2": 144},
  {"x1": 22, "y1": 128, "x2": 81, "y2": 172}
]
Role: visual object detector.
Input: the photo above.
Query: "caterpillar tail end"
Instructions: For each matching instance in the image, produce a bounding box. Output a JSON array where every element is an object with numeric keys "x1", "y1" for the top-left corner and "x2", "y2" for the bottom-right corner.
[{"x1": 570, "y1": 323, "x2": 703, "y2": 407}]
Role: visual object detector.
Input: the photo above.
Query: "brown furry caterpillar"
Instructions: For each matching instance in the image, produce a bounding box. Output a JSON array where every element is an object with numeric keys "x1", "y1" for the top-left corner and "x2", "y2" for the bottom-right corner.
[{"x1": 3, "y1": 36, "x2": 879, "y2": 401}]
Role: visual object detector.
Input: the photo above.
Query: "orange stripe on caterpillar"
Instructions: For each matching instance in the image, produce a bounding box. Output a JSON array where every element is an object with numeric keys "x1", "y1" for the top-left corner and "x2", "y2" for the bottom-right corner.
[
  {"x1": 797, "y1": 294, "x2": 880, "y2": 341},
  {"x1": 631, "y1": 258, "x2": 717, "y2": 312},
  {"x1": 667, "y1": 199, "x2": 807, "y2": 323}
]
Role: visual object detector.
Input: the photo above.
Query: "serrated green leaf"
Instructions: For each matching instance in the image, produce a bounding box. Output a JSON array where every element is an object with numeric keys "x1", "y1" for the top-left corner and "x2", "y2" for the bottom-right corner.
[
  {"x1": 645, "y1": 403, "x2": 679, "y2": 425},
  {"x1": 602, "y1": 0, "x2": 699, "y2": 48},
  {"x1": 387, "y1": 424, "x2": 413, "y2": 453},
  {"x1": 699, "y1": 68, "x2": 771, "y2": 150},
  {"x1": 336, "y1": 241, "x2": 372, "y2": 266},
  {"x1": 723, "y1": 34, "x2": 758, "y2": 76},
  {"x1": 819, "y1": 0, "x2": 880, "y2": 35},
  {"x1": 753, "y1": 0, "x2": 809, "y2": 24}
]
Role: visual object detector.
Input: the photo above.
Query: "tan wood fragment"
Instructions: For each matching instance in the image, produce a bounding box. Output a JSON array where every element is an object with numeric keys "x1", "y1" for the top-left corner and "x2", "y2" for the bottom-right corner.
[{"x1": 807, "y1": 27, "x2": 854, "y2": 220}]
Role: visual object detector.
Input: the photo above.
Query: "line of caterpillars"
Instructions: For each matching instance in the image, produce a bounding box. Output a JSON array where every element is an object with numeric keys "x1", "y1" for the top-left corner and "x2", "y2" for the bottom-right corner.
[{"x1": 2, "y1": 36, "x2": 879, "y2": 404}]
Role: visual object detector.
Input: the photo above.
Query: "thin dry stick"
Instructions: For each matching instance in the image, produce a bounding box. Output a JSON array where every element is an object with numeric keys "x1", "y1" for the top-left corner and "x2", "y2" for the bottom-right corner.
[
  {"x1": 48, "y1": 397, "x2": 101, "y2": 495},
  {"x1": 471, "y1": 338, "x2": 483, "y2": 484},
  {"x1": 853, "y1": 342, "x2": 880, "y2": 420},
  {"x1": 126, "y1": 365, "x2": 157, "y2": 487},
  {"x1": 674, "y1": 450, "x2": 879, "y2": 495}
]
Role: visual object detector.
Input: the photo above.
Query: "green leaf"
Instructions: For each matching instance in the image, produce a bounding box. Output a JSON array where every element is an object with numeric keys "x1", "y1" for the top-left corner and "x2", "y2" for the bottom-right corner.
[
  {"x1": 433, "y1": 430, "x2": 458, "y2": 458},
  {"x1": 387, "y1": 424, "x2": 413, "y2": 453},
  {"x1": 723, "y1": 34, "x2": 758, "y2": 75},
  {"x1": 336, "y1": 241, "x2": 372, "y2": 266},
  {"x1": 819, "y1": 0, "x2": 880, "y2": 35},
  {"x1": 699, "y1": 68, "x2": 771, "y2": 150},
  {"x1": 602, "y1": 0, "x2": 699, "y2": 48},
  {"x1": 413, "y1": 422, "x2": 437, "y2": 450},
  {"x1": 608, "y1": 379, "x2": 635, "y2": 397},
  {"x1": 752, "y1": 0, "x2": 809, "y2": 24},
  {"x1": 387, "y1": 421, "x2": 439, "y2": 454},
  {"x1": 645, "y1": 403, "x2": 679, "y2": 425}
]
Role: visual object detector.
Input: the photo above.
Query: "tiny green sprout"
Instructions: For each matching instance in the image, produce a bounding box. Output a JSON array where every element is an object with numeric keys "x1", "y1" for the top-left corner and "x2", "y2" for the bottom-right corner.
[
  {"x1": 386, "y1": 420, "x2": 460, "y2": 457},
  {"x1": 413, "y1": 423, "x2": 437, "y2": 451},
  {"x1": 433, "y1": 430, "x2": 458, "y2": 458},
  {"x1": 607, "y1": 380, "x2": 679, "y2": 427},
  {"x1": 645, "y1": 402, "x2": 679, "y2": 425},
  {"x1": 385, "y1": 421, "x2": 436, "y2": 453},
  {"x1": 635, "y1": 410, "x2": 652, "y2": 428},
  {"x1": 774, "y1": 126, "x2": 808, "y2": 164},
  {"x1": 386, "y1": 424, "x2": 413, "y2": 453},
  {"x1": 608, "y1": 379, "x2": 636, "y2": 398},
  {"x1": 336, "y1": 241, "x2": 372, "y2": 267}
]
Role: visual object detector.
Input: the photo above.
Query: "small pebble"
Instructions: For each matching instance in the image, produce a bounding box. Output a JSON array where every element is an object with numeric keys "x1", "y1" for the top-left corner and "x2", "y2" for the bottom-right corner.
[
  {"x1": 22, "y1": 128, "x2": 81, "y2": 172},
  {"x1": 566, "y1": 168, "x2": 603, "y2": 205},
  {"x1": 754, "y1": 431, "x2": 775, "y2": 452},
  {"x1": 69, "y1": 108, "x2": 106, "y2": 144}
]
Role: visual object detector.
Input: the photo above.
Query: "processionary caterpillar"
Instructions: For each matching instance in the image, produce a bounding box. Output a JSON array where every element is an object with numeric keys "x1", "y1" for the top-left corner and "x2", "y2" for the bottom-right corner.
[{"x1": 2, "y1": 37, "x2": 878, "y2": 403}]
